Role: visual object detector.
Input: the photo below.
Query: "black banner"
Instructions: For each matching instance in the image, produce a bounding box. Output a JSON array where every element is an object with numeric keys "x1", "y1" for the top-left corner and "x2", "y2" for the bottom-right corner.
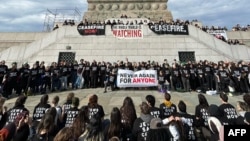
[
  {"x1": 149, "y1": 24, "x2": 189, "y2": 35},
  {"x1": 77, "y1": 25, "x2": 105, "y2": 35}
]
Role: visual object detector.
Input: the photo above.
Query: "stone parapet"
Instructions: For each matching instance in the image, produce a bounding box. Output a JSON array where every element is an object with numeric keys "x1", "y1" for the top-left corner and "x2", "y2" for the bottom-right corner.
[{"x1": 83, "y1": 0, "x2": 173, "y2": 22}]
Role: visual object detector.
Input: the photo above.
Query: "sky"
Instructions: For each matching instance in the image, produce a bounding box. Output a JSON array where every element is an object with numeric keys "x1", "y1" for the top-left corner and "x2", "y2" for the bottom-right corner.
[{"x1": 0, "y1": 0, "x2": 249, "y2": 32}]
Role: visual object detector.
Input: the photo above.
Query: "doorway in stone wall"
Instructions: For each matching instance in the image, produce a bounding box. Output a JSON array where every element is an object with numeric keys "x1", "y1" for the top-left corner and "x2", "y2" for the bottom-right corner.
[
  {"x1": 58, "y1": 52, "x2": 76, "y2": 64},
  {"x1": 178, "y1": 51, "x2": 196, "y2": 63}
]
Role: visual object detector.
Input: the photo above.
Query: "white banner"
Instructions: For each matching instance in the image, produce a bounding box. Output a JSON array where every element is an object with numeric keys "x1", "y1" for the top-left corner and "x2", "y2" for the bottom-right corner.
[
  {"x1": 112, "y1": 25, "x2": 143, "y2": 39},
  {"x1": 207, "y1": 30, "x2": 228, "y2": 40},
  {"x1": 117, "y1": 69, "x2": 158, "y2": 87}
]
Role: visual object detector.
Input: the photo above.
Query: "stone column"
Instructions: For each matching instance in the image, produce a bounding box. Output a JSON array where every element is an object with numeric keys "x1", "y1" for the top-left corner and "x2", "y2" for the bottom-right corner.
[{"x1": 83, "y1": 0, "x2": 173, "y2": 22}]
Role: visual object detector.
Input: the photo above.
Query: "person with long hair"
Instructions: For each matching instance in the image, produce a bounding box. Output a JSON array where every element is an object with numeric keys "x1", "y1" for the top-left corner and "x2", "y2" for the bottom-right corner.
[
  {"x1": 235, "y1": 101, "x2": 249, "y2": 125},
  {"x1": 132, "y1": 102, "x2": 154, "y2": 141},
  {"x1": 71, "y1": 106, "x2": 89, "y2": 140},
  {"x1": 6, "y1": 95, "x2": 29, "y2": 124},
  {"x1": 53, "y1": 127, "x2": 75, "y2": 141},
  {"x1": 51, "y1": 95, "x2": 63, "y2": 129},
  {"x1": 176, "y1": 100, "x2": 197, "y2": 141},
  {"x1": 87, "y1": 94, "x2": 105, "y2": 120},
  {"x1": 34, "y1": 114, "x2": 58, "y2": 141},
  {"x1": 119, "y1": 96, "x2": 137, "y2": 141},
  {"x1": 194, "y1": 94, "x2": 210, "y2": 140},
  {"x1": 0, "y1": 97, "x2": 7, "y2": 129},
  {"x1": 12, "y1": 111, "x2": 30, "y2": 141},
  {"x1": 63, "y1": 97, "x2": 80, "y2": 127},
  {"x1": 78, "y1": 113, "x2": 104, "y2": 141},
  {"x1": 46, "y1": 107, "x2": 57, "y2": 126},
  {"x1": 104, "y1": 107, "x2": 125, "y2": 141},
  {"x1": 32, "y1": 94, "x2": 51, "y2": 134},
  {"x1": 62, "y1": 92, "x2": 75, "y2": 115},
  {"x1": 33, "y1": 94, "x2": 51, "y2": 122},
  {"x1": 243, "y1": 93, "x2": 250, "y2": 110}
]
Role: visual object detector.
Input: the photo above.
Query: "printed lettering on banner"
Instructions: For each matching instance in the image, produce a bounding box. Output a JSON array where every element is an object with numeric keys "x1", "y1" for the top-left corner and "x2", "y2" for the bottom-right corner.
[
  {"x1": 117, "y1": 69, "x2": 158, "y2": 87},
  {"x1": 149, "y1": 24, "x2": 189, "y2": 35},
  {"x1": 77, "y1": 25, "x2": 105, "y2": 35},
  {"x1": 112, "y1": 25, "x2": 143, "y2": 39}
]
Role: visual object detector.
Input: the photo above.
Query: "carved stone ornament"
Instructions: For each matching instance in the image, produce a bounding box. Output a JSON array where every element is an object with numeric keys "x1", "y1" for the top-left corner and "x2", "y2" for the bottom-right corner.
[
  {"x1": 128, "y1": 3, "x2": 135, "y2": 10},
  {"x1": 160, "y1": 3, "x2": 167, "y2": 10},
  {"x1": 88, "y1": 4, "x2": 96, "y2": 11},
  {"x1": 97, "y1": 4, "x2": 104, "y2": 10},
  {"x1": 144, "y1": 3, "x2": 151, "y2": 10},
  {"x1": 137, "y1": 3, "x2": 143, "y2": 10},
  {"x1": 120, "y1": 4, "x2": 127, "y2": 10},
  {"x1": 152, "y1": 4, "x2": 159, "y2": 10},
  {"x1": 104, "y1": 4, "x2": 111, "y2": 10},
  {"x1": 112, "y1": 4, "x2": 119, "y2": 10}
]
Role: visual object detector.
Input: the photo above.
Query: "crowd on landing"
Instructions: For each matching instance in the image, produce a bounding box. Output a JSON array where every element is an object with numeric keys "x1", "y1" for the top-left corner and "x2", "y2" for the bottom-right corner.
[
  {"x1": 50, "y1": 15, "x2": 250, "y2": 47},
  {"x1": 0, "y1": 88, "x2": 250, "y2": 141},
  {"x1": 0, "y1": 58, "x2": 250, "y2": 98}
]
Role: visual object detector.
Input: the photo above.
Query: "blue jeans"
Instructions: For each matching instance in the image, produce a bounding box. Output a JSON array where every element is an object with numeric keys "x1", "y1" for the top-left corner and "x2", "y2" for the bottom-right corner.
[
  {"x1": 60, "y1": 76, "x2": 68, "y2": 90},
  {"x1": 74, "y1": 74, "x2": 84, "y2": 88}
]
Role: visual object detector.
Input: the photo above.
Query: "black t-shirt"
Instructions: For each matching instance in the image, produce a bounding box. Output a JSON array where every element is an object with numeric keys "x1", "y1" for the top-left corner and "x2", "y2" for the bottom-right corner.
[
  {"x1": 0, "y1": 65, "x2": 8, "y2": 77},
  {"x1": 149, "y1": 107, "x2": 161, "y2": 118},
  {"x1": 64, "y1": 107, "x2": 79, "y2": 127},
  {"x1": 33, "y1": 104, "x2": 51, "y2": 121},
  {"x1": 62, "y1": 101, "x2": 72, "y2": 114},
  {"x1": 158, "y1": 75, "x2": 166, "y2": 84},
  {"x1": 218, "y1": 103, "x2": 238, "y2": 125},
  {"x1": 159, "y1": 103, "x2": 177, "y2": 119},
  {"x1": 132, "y1": 116, "x2": 153, "y2": 141},
  {"x1": 175, "y1": 112, "x2": 197, "y2": 141},
  {"x1": 195, "y1": 105, "x2": 209, "y2": 127},
  {"x1": 6, "y1": 105, "x2": 29, "y2": 124},
  {"x1": 88, "y1": 104, "x2": 105, "y2": 119},
  {"x1": 13, "y1": 123, "x2": 30, "y2": 141},
  {"x1": 236, "y1": 114, "x2": 246, "y2": 125}
]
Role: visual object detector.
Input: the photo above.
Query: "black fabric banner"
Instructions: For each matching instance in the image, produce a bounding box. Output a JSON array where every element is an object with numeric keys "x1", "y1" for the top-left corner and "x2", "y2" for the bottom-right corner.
[
  {"x1": 77, "y1": 25, "x2": 105, "y2": 35},
  {"x1": 149, "y1": 24, "x2": 189, "y2": 35}
]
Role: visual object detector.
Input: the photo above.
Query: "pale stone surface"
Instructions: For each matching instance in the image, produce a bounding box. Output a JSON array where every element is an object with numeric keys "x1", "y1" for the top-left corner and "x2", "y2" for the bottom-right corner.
[
  {"x1": 1, "y1": 24, "x2": 250, "y2": 67},
  {"x1": 83, "y1": 0, "x2": 173, "y2": 22}
]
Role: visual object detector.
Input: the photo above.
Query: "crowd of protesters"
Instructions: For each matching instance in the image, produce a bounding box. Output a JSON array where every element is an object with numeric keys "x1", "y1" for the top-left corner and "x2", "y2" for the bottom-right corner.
[
  {"x1": 0, "y1": 15, "x2": 250, "y2": 140},
  {"x1": 78, "y1": 16, "x2": 250, "y2": 33},
  {"x1": 232, "y1": 24, "x2": 250, "y2": 31},
  {"x1": 77, "y1": 17, "x2": 249, "y2": 47},
  {"x1": 63, "y1": 19, "x2": 76, "y2": 26},
  {"x1": 0, "y1": 89, "x2": 250, "y2": 141},
  {"x1": 0, "y1": 58, "x2": 250, "y2": 99}
]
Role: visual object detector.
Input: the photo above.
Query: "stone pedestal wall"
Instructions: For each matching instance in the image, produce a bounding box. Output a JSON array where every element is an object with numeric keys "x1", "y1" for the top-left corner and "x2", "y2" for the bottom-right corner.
[{"x1": 83, "y1": 0, "x2": 173, "y2": 22}]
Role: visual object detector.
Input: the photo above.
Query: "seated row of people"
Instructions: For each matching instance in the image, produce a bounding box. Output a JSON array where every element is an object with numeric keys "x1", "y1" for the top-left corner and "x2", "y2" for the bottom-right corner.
[{"x1": 0, "y1": 92, "x2": 250, "y2": 141}]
